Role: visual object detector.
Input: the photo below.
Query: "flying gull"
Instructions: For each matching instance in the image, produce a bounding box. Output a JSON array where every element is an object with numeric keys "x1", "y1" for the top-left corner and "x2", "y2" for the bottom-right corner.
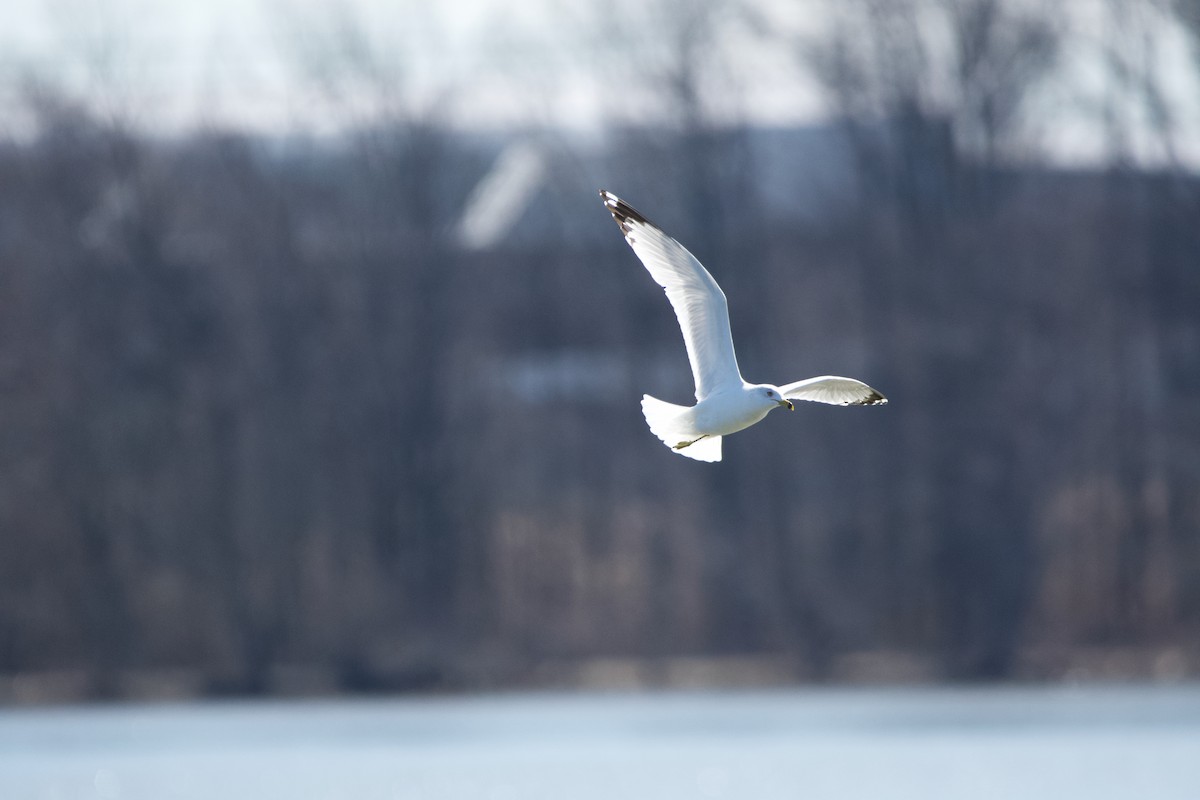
[{"x1": 600, "y1": 190, "x2": 886, "y2": 462}]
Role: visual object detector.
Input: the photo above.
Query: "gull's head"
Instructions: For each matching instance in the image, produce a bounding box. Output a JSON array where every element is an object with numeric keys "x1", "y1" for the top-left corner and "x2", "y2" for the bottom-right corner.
[{"x1": 756, "y1": 385, "x2": 794, "y2": 412}]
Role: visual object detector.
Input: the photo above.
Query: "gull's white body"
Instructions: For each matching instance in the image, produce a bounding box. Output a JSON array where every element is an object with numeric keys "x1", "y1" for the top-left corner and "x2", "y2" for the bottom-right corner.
[{"x1": 601, "y1": 190, "x2": 886, "y2": 462}]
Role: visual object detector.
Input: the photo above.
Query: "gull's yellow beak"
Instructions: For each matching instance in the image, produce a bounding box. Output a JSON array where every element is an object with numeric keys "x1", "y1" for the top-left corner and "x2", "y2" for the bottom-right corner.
[{"x1": 779, "y1": 399, "x2": 794, "y2": 411}]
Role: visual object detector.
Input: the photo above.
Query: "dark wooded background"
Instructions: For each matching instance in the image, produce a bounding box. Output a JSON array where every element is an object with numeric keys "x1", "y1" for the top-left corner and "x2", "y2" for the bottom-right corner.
[{"x1": 2, "y1": 0, "x2": 1199, "y2": 701}]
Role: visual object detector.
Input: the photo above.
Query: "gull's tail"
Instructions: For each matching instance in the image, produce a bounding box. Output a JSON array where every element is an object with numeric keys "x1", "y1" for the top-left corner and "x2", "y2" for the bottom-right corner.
[{"x1": 640, "y1": 395, "x2": 722, "y2": 462}]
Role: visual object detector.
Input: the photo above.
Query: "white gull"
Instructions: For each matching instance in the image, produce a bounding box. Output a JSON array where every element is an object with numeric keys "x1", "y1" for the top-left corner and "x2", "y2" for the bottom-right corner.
[{"x1": 601, "y1": 190, "x2": 887, "y2": 462}]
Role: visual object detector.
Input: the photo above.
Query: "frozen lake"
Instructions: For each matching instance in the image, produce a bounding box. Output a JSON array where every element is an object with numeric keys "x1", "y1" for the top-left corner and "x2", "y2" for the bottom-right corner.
[{"x1": 2, "y1": 684, "x2": 1198, "y2": 799}]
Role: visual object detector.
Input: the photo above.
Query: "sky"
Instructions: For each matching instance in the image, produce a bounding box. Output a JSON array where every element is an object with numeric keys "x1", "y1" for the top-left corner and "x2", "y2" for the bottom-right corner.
[{"x1": 2, "y1": 0, "x2": 1199, "y2": 167}]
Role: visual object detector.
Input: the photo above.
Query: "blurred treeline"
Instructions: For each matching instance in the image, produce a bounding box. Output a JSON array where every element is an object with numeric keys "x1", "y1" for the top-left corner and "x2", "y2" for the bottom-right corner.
[{"x1": 2, "y1": 0, "x2": 1200, "y2": 701}]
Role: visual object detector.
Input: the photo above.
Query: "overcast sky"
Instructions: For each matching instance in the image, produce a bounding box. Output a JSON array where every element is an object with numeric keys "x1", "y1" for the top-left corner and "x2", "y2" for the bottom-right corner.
[{"x1": 3, "y1": 0, "x2": 1199, "y2": 167}]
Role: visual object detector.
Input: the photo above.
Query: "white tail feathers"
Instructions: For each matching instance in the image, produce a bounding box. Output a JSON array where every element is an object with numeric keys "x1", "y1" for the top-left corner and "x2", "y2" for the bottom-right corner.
[{"x1": 640, "y1": 394, "x2": 722, "y2": 462}]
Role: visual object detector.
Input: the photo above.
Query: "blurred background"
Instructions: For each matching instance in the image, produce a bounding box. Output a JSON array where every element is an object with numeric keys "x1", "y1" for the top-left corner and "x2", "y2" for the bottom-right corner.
[{"x1": 1, "y1": 0, "x2": 1200, "y2": 707}]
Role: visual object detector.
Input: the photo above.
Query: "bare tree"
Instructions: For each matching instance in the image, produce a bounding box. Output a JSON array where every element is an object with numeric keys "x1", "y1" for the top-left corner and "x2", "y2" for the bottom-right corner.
[{"x1": 793, "y1": 0, "x2": 1063, "y2": 677}]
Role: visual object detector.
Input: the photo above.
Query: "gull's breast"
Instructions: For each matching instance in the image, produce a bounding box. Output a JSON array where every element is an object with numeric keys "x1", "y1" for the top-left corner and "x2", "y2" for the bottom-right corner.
[{"x1": 694, "y1": 391, "x2": 773, "y2": 436}]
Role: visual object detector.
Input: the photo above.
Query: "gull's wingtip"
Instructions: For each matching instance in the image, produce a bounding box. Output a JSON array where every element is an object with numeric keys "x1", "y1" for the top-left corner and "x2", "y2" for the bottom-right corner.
[
  {"x1": 855, "y1": 389, "x2": 888, "y2": 406},
  {"x1": 598, "y1": 189, "x2": 650, "y2": 235}
]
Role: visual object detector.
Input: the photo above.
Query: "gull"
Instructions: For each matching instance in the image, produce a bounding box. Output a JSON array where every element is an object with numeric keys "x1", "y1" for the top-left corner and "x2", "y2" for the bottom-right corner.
[{"x1": 600, "y1": 190, "x2": 887, "y2": 462}]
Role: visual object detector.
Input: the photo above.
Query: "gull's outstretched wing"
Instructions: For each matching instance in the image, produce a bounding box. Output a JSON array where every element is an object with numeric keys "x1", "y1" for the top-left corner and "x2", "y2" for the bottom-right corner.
[
  {"x1": 600, "y1": 190, "x2": 742, "y2": 401},
  {"x1": 780, "y1": 376, "x2": 888, "y2": 406}
]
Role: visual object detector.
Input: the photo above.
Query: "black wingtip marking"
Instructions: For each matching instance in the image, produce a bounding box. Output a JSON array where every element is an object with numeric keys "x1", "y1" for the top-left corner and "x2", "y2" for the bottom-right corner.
[
  {"x1": 852, "y1": 391, "x2": 888, "y2": 406},
  {"x1": 599, "y1": 189, "x2": 651, "y2": 236}
]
